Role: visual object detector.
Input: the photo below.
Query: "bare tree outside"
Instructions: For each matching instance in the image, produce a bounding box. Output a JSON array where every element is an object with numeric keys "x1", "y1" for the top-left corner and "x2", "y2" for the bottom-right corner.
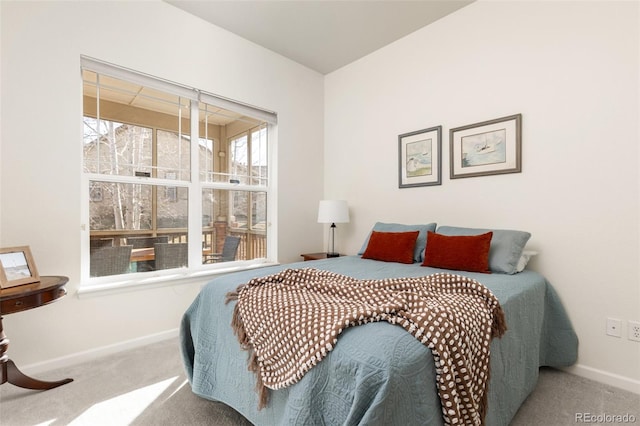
[{"x1": 83, "y1": 118, "x2": 155, "y2": 231}]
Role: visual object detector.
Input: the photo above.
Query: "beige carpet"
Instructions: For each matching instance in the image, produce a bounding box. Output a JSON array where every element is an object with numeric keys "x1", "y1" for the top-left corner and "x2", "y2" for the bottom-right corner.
[{"x1": 0, "y1": 337, "x2": 638, "y2": 425}]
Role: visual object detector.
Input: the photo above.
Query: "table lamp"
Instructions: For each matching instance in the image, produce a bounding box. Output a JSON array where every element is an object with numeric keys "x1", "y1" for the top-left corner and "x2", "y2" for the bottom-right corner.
[{"x1": 317, "y1": 200, "x2": 350, "y2": 257}]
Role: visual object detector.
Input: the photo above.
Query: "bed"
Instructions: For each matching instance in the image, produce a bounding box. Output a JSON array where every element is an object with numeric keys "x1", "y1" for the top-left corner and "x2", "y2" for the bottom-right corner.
[{"x1": 180, "y1": 224, "x2": 578, "y2": 425}]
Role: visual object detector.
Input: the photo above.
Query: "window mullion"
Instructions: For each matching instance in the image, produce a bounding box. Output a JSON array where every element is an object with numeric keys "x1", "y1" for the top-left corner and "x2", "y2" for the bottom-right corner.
[
  {"x1": 266, "y1": 123, "x2": 277, "y2": 261},
  {"x1": 152, "y1": 129, "x2": 158, "y2": 234},
  {"x1": 85, "y1": 173, "x2": 189, "y2": 186},
  {"x1": 96, "y1": 74, "x2": 101, "y2": 174},
  {"x1": 188, "y1": 100, "x2": 202, "y2": 267},
  {"x1": 247, "y1": 131, "x2": 254, "y2": 228}
]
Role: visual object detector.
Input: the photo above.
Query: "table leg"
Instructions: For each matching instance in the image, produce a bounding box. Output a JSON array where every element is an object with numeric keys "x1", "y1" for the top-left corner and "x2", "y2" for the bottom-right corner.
[
  {"x1": 2, "y1": 359, "x2": 73, "y2": 390},
  {"x1": 0, "y1": 317, "x2": 73, "y2": 390}
]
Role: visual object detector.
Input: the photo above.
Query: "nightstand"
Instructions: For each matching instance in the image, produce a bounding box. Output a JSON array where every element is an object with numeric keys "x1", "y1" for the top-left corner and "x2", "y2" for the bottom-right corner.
[{"x1": 300, "y1": 252, "x2": 342, "y2": 261}]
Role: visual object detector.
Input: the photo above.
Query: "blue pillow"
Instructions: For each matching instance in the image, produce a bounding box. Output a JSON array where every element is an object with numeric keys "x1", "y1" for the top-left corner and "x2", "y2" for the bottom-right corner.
[
  {"x1": 358, "y1": 222, "x2": 437, "y2": 263},
  {"x1": 435, "y1": 226, "x2": 531, "y2": 274}
]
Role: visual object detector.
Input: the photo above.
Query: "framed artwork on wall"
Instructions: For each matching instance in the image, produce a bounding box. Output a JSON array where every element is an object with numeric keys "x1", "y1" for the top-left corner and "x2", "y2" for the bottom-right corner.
[
  {"x1": 398, "y1": 125, "x2": 442, "y2": 188},
  {"x1": 450, "y1": 114, "x2": 522, "y2": 179},
  {"x1": 0, "y1": 246, "x2": 40, "y2": 289}
]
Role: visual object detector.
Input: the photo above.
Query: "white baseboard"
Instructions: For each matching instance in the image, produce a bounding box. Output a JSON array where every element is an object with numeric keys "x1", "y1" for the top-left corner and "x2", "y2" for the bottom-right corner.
[
  {"x1": 563, "y1": 364, "x2": 640, "y2": 395},
  {"x1": 19, "y1": 328, "x2": 180, "y2": 376}
]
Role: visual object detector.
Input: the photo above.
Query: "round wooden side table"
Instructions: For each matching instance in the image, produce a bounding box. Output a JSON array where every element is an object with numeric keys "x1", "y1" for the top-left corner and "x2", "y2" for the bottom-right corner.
[{"x1": 0, "y1": 275, "x2": 73, "y2": 390}]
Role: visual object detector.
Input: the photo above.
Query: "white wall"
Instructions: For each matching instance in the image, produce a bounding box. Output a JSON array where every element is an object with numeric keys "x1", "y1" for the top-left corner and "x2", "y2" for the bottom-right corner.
[
  {"x1": 0, "y1": 1, "x2": 324, "y2": 365},
  {"x1": 325, "y1": 1, "x2": 640, "y2": 391},
  {"x1": 2, "y1": 0, "x2": 638, "y2": 394}
]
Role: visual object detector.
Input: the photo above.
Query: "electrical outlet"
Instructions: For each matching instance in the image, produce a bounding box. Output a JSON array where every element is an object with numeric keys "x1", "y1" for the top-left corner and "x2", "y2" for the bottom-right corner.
[
  {"x1": 628, "y1": 321, "x2": 640, "y2": 342},
  {"x1": 606, "y1": 318, "x2": 622, "y2": 337}
]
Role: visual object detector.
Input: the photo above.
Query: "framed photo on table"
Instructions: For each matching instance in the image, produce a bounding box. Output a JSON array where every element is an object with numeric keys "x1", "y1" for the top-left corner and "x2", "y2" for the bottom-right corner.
[
  {"x1": 450, "y1": 114, "x2": 522, "y2": 179},
  {"x1": 0, "y1": 246, "x2": 40, "y2": 289},
  {"x1": 398, "y1": 125, "x2": 442, "y2": 188}
]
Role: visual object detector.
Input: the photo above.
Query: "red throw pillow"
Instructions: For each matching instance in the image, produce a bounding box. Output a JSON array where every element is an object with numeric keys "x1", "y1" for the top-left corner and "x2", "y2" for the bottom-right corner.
[
  {"x1": 422, "y1": 231, "x2": 493, "y2": 273},
  {"x1": 362, "y1": 230, "x2": 419, "y2": 264}
]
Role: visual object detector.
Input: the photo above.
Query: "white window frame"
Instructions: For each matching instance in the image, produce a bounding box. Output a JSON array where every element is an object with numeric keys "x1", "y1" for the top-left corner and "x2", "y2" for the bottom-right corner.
[{"x1": 79, "y1": 56, "x2": 278, "y2": 296}]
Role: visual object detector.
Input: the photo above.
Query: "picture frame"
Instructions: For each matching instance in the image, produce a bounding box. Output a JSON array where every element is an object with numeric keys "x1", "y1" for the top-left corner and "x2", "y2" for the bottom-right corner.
[
  {"x1": 0, "y1": 246, "x2": 40, "y2": 289},
  {"x1": 450, "y1": 114, "x2": 522, "y2": 179},
  {"x1": 398, "y1": 125, "x2": 442, "y2": 188}
]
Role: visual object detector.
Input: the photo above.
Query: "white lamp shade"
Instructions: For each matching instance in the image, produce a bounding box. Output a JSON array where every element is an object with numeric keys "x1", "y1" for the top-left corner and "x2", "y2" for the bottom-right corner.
[{"x1": 317, "y1": 200, "x2": 350, "y2": 224}]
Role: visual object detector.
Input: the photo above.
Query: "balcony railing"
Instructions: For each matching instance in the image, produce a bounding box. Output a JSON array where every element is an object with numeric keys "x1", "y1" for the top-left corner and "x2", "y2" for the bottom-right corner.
[{"x1": 90, "y1": 227, "x2": 266, "y2": 262}]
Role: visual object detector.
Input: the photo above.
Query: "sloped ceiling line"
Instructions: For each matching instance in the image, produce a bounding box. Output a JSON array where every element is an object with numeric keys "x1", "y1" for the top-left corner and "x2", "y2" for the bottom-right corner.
[{"x1": 164, "y1": 1, "x2": 474, "y2": 74}]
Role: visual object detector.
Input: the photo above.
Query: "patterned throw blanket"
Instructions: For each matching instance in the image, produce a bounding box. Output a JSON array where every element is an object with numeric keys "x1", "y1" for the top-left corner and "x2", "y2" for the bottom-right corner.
[{"x1": 226, "y1": 268, "x2": 507, "y2": 426}]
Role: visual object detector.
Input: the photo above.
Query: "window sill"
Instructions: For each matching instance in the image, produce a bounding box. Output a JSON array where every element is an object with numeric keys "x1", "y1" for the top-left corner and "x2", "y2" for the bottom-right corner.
[{"x1": 76, "y1": 261, "x2": 279, "y2": 299}]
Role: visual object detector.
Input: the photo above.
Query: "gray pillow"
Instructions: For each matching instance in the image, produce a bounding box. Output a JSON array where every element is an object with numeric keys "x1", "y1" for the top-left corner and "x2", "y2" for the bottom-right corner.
[
  {"x1": 435, "y1": 226, "x2": 531, "y2": 274},
  {"x1": 358, "y1": 222, "x2": 437, "y2": 263}
]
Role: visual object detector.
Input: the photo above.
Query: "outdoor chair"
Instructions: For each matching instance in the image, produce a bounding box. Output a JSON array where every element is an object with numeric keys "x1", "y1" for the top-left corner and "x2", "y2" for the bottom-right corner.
[
  {"x1": 126, "y1": 236, "x2": 169, "y2": 248},
  {"x1": 89, "y1": 238, "x2": 114, "y2": 254},
  {"x1": 90, "y1": 245, "x2": 133, "y2": 277},
  {"x1": 126, "y1": 236, "x2": 169, "y2": 271},
  {"x1": 204, "y1": 235, "x2": 241, "y2": 263},
  {"x1": 154, "y1": 243, "x2": 188, "y2": 270}
]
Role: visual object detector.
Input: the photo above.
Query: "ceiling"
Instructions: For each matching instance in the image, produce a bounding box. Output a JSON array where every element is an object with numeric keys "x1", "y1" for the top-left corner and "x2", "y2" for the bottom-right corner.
[{"x1": 165, "y1": 1, "x2": 474, "y2": 75}]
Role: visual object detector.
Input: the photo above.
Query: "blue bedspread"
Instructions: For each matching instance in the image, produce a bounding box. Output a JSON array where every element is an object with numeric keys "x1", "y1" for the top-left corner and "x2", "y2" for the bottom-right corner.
[{"x1": 180, "y1": 256, "x2": 578, "y2": 425}]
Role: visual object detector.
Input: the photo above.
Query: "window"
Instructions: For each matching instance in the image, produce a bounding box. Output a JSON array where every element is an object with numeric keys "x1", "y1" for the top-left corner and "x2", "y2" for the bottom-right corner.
[{"x1": 81, "y1": 57, "x2": 276, "y2": 284}]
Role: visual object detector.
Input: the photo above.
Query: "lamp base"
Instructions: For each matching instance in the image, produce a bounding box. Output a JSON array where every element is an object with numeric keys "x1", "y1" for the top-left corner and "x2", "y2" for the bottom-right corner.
[{"x1": 326, "y1": 252, "x2": 340, "y2": 258}]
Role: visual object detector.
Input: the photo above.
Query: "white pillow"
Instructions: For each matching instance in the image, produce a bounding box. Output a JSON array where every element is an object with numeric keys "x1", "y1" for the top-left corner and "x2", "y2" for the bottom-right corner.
[{"x1": 516, "y1": 250, "x2": 538, "y2": 272}]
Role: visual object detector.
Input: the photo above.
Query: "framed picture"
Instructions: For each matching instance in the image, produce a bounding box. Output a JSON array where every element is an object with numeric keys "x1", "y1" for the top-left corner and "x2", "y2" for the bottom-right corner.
[
  {"x1": 398, "y1": 125, "x2": 442, "y2": 188},
  {"x1": 450, "y1": 114, "x2": 522, "y2": 179},
  {"x1": 0, "y1": 246, "x2": 40, "y2": 289}
]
